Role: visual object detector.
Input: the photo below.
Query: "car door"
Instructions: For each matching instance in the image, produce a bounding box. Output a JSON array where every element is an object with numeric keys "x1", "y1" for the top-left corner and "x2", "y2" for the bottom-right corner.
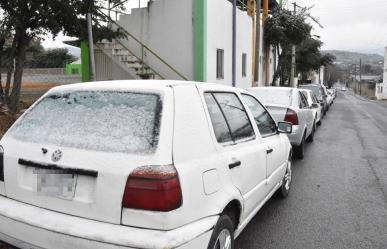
[
  {"x1": 298, "y1": 91, "x2": 313, "y2": 136},
  {"x1": 203, "y1": 91, "x2": 268, "y2": 217},
  {"x1": 241, "y1": 94, "x2": 287, "y2": 192}
]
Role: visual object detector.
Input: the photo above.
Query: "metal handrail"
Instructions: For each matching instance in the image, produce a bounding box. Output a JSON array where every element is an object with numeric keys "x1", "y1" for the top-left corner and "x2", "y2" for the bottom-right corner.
[
  {"x1": 95, "y1": 21, "x2": 164, "y2": 79},
  {"x1": 97, "y1": 9, "x2": 188, "y2": 81}
]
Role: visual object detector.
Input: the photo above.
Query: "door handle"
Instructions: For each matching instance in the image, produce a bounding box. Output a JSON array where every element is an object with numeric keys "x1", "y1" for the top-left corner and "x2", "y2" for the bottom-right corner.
[
  {"x1": 266, "y1": 148, "x2": 274, "y2": 154},
  {"x1": 228, "y1": 161, "x2": 241, "y2": 169}
]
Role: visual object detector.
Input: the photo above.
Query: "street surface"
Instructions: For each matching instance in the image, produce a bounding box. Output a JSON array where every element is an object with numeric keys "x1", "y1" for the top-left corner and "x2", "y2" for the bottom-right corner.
[
  {"x1": 235, "y1": 91, "x2": 387, "y2": 249},
  {"x1": 1, "y1": 91, "x2": 387, "y2": 249}
]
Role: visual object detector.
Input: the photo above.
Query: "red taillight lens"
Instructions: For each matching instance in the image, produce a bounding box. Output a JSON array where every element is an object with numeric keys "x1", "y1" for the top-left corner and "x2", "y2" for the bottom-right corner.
[
  {"x1": 284, "y1": 108, "x2": 299, "y2": 125},
  {"x1": 123, "y1": 165, "x2": 182, "y2": 212}
]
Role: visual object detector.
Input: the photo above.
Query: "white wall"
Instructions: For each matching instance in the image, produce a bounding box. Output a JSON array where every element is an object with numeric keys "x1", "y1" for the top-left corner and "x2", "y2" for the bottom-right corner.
[
  {"x1": 376, "y1": 47, "x2": 387, "y2": 100},
  {"x1": 118, "y1": 0, "x2": 194, "y2": 80},
  {"x1": 207, "y1": 0, "x2": 253, "y2": 89}
]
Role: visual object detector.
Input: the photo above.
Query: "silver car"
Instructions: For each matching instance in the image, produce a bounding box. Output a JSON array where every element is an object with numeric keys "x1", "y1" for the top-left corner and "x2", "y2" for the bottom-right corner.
[{"x1": 248, "y1": 87, "x2": 315, "y2": 158}]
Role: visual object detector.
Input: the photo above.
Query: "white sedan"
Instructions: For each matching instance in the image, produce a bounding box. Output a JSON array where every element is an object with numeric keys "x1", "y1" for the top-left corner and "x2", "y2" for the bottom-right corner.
[
  {"x1": 0, "y1": 80, "x2": 293, "y2": 249},
  {"x1": 300, "y1": 89, "x2": 323, "y2": 126},
  {"x1": 248, "y1": 87, "x2": 316, "y2": 159}
]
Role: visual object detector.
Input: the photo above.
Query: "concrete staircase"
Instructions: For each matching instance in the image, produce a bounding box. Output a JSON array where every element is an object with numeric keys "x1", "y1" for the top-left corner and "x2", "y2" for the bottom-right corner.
[{"x1": 96, "y1": 39, "x2": 162, "y2": 80}]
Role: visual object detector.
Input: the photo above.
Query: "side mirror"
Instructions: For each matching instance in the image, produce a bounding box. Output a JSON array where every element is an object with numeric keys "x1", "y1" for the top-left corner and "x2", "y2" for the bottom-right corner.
[
  {"x1": 312, "y1": 103, "x2": 319, "y2": 108},
  {"x1": 278, "y1": 122, "x2": 292, "y2": 134}
]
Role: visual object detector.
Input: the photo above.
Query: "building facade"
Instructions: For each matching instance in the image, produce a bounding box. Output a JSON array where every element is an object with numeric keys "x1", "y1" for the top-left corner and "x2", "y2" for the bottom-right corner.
[{"x1": 94, "y1": 0, "x2": 278, "y2": 89}]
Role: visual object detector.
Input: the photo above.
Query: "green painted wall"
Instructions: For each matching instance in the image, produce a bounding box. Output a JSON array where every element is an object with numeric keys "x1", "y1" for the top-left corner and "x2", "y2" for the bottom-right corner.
[
  {"x1": 65, "y1": 63, "x2": 82, "y2": 76},
  {"x1": 194, "y1": 0, "x2": 207, "y2": 82},
  {"x1": 80, "y1": 40, "x2": 90, "y2": 82}
]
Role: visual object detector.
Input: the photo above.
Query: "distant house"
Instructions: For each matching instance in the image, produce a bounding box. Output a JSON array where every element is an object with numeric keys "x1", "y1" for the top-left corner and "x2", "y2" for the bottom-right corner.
[{"x1": 376, "y1": 47, "x2": 387, "y2": 100}]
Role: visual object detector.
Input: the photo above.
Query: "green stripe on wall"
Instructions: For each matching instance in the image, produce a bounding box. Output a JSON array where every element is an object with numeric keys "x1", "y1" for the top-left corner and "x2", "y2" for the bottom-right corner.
[
  {"x1": 80, "y1": 40, "x2": 90, "y2": 82},
  {"x1": 194, "y1": 0, "x2": 207, "y2": 82}
]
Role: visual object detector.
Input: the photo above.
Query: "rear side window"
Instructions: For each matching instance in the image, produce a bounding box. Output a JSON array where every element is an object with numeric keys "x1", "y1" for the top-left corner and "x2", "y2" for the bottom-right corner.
[
  {"x1": 204, "y1": 94, "x2": 233, "y2": 143},
  {"x1": 9, "y1": 91, "x2": 162, "y2": 154},
  {"x1": 205, "y1": 92, "x2": 255, "y2": 143}
]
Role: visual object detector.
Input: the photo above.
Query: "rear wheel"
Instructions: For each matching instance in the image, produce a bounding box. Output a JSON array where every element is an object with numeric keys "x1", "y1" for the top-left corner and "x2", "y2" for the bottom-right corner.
[
  {"x1": 208, "y1": 215, "x2": 234, "y2": 249},
  {"x1": 294, "y1": 132, "x2": 305, "y2": 159}
]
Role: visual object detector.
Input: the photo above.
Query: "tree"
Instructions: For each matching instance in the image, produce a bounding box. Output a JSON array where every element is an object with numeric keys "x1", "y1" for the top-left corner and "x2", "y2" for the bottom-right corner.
[
  {"x1": 296, "y1": 37, "x2": 335, "y2": 82},
  {"x1": 0, "y1": 0, "x2": 125, "y2": 112},
  {"x1": 26, "y1": 48, "x2": 77, "y2": 68},
  {"x1": 264, "y1": 7, "x2": 311, "y2": 85}
]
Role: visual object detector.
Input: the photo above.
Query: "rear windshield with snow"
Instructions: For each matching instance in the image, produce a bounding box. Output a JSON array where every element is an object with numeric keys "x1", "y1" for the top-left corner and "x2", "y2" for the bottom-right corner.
[
  {"x1": 251, "y1": 89, "x2": 292, "y2": 106},
  {"x1": 9, "y1": 91, "x2": 162, "y2": 154}
]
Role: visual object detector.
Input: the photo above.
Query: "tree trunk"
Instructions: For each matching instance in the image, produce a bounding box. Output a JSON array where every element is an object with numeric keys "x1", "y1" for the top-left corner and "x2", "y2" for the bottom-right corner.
[
  {"x1": 9, "y1": 30, "x2": 27, "y2": 113},
  {"x1": 0, "y1": 39, "x2": 4, "y2": 102},
  {"x1": 5, "y1": 35, "x2": 17, "y2": 103}
]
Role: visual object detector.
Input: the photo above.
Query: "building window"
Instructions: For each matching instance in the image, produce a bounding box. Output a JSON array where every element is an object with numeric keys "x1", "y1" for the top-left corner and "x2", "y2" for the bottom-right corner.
[
  {"x1": 216, "y1": 49, "x2": 224, "y2": 79},
  {"x1": 242, "y1": 53, "x2": 247, "y2": 77}
]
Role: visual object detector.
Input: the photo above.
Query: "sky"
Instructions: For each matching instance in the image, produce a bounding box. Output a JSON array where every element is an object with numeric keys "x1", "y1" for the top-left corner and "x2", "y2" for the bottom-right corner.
[
  {"x1": 43, "y1": 0, "x2": 387, "y2": 55},
  {"x1": 284, "y1": 0, "x2": 387, "y2": 55}
]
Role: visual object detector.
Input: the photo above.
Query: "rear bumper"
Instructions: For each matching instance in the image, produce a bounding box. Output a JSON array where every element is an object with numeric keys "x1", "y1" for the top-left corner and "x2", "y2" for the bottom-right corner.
[{"x1": 0, "y1": 196, "x2": 216, "y2": 249}]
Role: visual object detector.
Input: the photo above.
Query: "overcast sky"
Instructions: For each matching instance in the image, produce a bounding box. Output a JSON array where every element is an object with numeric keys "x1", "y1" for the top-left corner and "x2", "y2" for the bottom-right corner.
[
  {"x1": 286, "y1": 0, "x2": 387, "y2": 55},
  {"x1": 43, "y1": 0, "x2": 387, "y2": 55}
]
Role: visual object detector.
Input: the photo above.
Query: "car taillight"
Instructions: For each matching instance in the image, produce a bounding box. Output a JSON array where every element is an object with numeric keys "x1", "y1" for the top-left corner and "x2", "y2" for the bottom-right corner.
[
  {"x1": 284, "y1": 108, "x2": 299, "y2": 125},
  {"x1": 123, "y1": 165, "x2": 182, "y2": 212},
  {"x1": 0, "y1": 146, "x2": 3, "y2": 181}
]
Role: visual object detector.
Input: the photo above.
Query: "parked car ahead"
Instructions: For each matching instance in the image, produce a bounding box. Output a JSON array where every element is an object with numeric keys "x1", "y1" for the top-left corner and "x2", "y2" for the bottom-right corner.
[
  {"x1": 300, "y1": 89, "x2": 323, "y2": 126},
  {"x1": 248, "y1": 87, "x2": 315, "y2": 159},
  {"x1": 299, "y1": 84, "x2": 328, "y2": 115},
  {"x1": 0, "y1": 80, "x2": 293, "y2": 249}
]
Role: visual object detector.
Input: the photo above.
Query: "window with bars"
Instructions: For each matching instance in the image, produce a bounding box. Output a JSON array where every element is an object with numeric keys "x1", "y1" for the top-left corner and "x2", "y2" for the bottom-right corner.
[{"x1": 216, "y1": 49, "x2": 224, "y2": 79}]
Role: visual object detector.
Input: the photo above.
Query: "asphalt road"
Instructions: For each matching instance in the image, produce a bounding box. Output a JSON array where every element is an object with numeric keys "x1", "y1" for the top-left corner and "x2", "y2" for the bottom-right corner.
[
  {"x1": 1, "y1": 90, "x2": 387, "y2": 249},
  {"x1": 235, "y1": 90, "x2": 387, "y2": 249}
]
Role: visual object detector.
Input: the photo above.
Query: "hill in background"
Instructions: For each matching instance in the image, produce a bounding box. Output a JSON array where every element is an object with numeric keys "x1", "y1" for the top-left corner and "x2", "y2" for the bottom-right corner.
[{"x1": 323, "y1": 50, "x2": 384, "y2": 66}]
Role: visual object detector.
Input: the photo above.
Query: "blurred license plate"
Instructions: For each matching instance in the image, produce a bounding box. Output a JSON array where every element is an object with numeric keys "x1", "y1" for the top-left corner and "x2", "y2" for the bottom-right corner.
[{"x1": 36, "y1": 169, "x2": 76, "y2": 199}]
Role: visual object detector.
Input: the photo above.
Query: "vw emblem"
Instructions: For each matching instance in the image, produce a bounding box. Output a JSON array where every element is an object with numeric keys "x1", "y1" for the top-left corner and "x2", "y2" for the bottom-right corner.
[{"x1": 51, "y1": 150, "x2": 62, "y2": 162}]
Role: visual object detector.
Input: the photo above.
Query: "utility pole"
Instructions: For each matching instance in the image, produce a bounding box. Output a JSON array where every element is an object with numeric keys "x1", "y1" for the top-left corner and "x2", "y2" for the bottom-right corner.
[
  {"x1": 359, "y1": 58, "x2": 362, "y2": 96},
  {"x1": 263, "y1": 0, "x2": 269, "y2": 85},
  {"x1": 87, "y1": 13, "x2": 96, "y2": 82},
  {"x1": 290, "y1": 2, "x2": 297, "y2": 87},
  {"x1": 254, "y1": 0, "x2": 262, "y2": 86}
]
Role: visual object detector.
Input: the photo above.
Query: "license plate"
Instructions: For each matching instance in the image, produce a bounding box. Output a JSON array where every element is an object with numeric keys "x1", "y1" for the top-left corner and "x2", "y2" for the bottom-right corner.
[{"x1": 36, "y1": 169, "x2": 77, "y2": 200}]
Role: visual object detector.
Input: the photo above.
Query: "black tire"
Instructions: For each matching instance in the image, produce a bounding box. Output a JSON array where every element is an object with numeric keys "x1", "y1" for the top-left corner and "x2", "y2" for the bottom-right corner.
[
  {"x1": 294, "y1": 132, "x2": 305, "y2": 159},
  {"x1": 278, "y1": 154, "x2": 292, "y2": 198},
  {"x1": 306, "y1": 122, "x2": 315, "y2": 143},
  {"x1": 207, "y1": 215, "x2": 235, "y2": 249},
  {"x1": 317, "y1": 119, "x2": 322, "y2": 126}
]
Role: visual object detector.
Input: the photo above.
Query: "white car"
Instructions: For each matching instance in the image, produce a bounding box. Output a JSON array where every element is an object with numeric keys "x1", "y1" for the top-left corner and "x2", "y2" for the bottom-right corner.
[
  {"x1": 300, "y1": 89, "x2": 322, "y2": 126},
  {"x1": 0, "y1": 80, "x2": 293, "y2": 249},
  {"x1": 248, "y1": 87, "x2": 315, "y2": 159}
]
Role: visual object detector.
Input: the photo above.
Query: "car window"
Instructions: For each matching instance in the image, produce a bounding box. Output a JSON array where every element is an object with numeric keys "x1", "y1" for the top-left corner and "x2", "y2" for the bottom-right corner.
[
  {"x1": 205, "y1": 92, "x2": 255, "y2": 143},
  {"x1": 311, "y1": 93, "x2": 318, "y2": 104},
  {"x1": 204, "y1": 93, "x2": 233, "y2": 143},
  {"x1": 242, "y1": 94, "x2": 277, "y2": 137},
  {"x1": 10, "y1": 91, "x2": 162, "y2": 154},
  {"x1": 299, "y1": 92, "x2": 308, "y2": 108},
  {"x1": 302, "y1": 91, "x2": 313, "y2": 106}
]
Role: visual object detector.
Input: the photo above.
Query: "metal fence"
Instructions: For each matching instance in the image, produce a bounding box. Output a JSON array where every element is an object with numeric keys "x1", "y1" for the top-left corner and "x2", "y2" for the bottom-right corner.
[{"x1": 1, "y1": 67, "x2": 81, "y2": 105}]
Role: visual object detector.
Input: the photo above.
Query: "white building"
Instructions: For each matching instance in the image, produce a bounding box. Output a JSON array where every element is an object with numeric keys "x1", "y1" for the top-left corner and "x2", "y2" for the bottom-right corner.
[
  {"x1": 375, "y1": 47, "x2": 387, "y2": 100},
  {"x1": 95, "y1": 0, "x2": 278, "y2": 89}
]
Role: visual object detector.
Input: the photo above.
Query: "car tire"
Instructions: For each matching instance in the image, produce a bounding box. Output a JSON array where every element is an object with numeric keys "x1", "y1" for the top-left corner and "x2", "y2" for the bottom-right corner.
[
  {"x1": 207, "y1": 215, "x2": 234, "y2": 249},
  {"x1": 294, "y1": 132, "x2": 305, "y2": 159},
  {"x1": 317, "y1": 119, "x2": 322, "y2": 126},
  {"x1": 278, "y1": 154, "x2": 292, "y2": 198},
  {"x1": 307, "y1": 122, "x2": 315, "y2": 143}
]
